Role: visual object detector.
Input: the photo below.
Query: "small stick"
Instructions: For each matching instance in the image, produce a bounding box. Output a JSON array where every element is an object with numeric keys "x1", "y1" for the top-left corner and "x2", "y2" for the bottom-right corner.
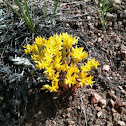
[{"x1": 79, "y1": 89, "x2": 87, "y2": 126}]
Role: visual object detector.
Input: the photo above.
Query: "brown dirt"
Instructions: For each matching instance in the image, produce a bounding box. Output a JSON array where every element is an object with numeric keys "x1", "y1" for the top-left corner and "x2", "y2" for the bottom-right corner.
[{"x1": 0, "y1": 0, "x2": 126, "y2": 126}]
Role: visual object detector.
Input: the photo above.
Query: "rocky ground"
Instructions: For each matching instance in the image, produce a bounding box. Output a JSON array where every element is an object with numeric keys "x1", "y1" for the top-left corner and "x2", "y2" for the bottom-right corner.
[{"x1": 0, "y1": 0, "x2": 126, "y2": 126}]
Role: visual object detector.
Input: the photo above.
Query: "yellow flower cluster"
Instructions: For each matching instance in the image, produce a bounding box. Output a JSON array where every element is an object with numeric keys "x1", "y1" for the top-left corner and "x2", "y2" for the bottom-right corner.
[{"x1": 24, "y1": 33, "x2": 100, "y2": 92}]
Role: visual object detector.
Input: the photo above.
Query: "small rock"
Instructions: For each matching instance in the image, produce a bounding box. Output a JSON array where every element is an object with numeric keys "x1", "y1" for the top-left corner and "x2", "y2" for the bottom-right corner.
[
  {"x1": 97, "y1": 37, "x2": 102, "y2": 42},
  {"x1": 122, "y1": 102, "x2": 126, "y2": 107},
  {"x1": 118, "y1": 86, "x2": 123, "y2": 90},
  {"x1": 97, "y1": 111, "x2": 102, "y2": 118},
  {"x1": 67, "y1": 120, "x2": 75, "y2": 125},
  {"x1": 122, "y1": 108, "x2": 126, "y2": 115},
  {"x1": 88, "y1": 23, "x2": 94, "y2": 30},
  {"x1": 99, "y1": 99, "x2": 107, "y2": 108},
  {"x1": 114, "y1": 100, "x2": 123, "y2": 108},
  {"x1": 35, "y1": 121, "x2": 43, "y2": 126},
  {"x1": 34, "y1": 111, "x2": 42, "y2": 117},
  {"x1": 52, "y1": 120, "x2": 57, "y2": 126},
  {"x1": 91, "y1": 92, "x2": 102, "y2": 104},
  {"x1": 0, "y1": 0, "x2": 3, "y2": 3},
  {"x1": 67, "y1": 108, "x2": 72, "y2": 112},
  {"x1": 95, "y1": 106, "x2": 102, "y2": 111},
  {"x1": 114, "y1": 0, "x2": 121, "y2": 4},
  {"x1": 114, "y1": 100, "x2": 123, "y2": 113},
  {"x1": 120, "y1": 10, "x2": 126, "y2": 19},
  {"x1": 112, "y1": 108, "x2": 117, "y2": 114},
  {"x1": 107, "y1": 90, "x2": 118, "y2": 100},
  {"x1": 121, "y1": 44, "x2": 126, "y2": 59},
  {"x1": 25, "y1": 123, "x2": 32, "y2": 126},
  {"x1": 87, "y1": 16, "x2": 91, "y2": 20},
  {"x1": 12, "y1": 5, "x2": 19, "y2": 10},
  {"x1": 66, "y1": 113, "x2": 71, "y2": 118},
  {"x1": 109, "y1": 99, "x2": 115, "y2": 108},
  {"x1": 115, "y1": 120, "x2": 126, "y2": 126},
  {"x1": 0, "y1": 96, "x2": 3, "y2": 101},
  {"x1": 118, "y1": 85, "x2": 126, "y2": 95},
  {"x1": 112, "y1": 108, "x2": 120, "y2": 119},
  {"x1": 114, "y1": 36, "x2": 121, "y2": 43},
  {"x1": 103, "y1": 65, "x2": 110, "y2": 71},
  {"x1": 106, "y1": 13, "x2": 117, "y2": 21},
  {"x1": 107, "y1": 122, "x2": 112, "y2": 126},
  {"x1": 77, "y1": 105, "x2": 81, "y2": 110}
]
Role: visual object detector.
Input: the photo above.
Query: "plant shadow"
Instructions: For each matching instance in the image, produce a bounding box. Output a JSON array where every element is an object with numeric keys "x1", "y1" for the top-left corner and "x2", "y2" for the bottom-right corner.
[{"x1": 23, "y1": 91, "x2": 66, "y2": 125}]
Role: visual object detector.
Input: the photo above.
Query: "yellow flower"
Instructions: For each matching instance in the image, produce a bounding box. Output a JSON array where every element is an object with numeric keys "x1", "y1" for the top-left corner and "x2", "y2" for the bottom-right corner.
[
  {"x1": 60, "y1": 64, "x2": 69, "y2": 72},
  {"x1": 49, "y1": 84, "x2": 59, "y2": 92},
  {"x1": 41, "y1": 84, "x2": 50, "y2": 90},
  {"x1": 62, "y1": 32, "x2": 78, "y2": 49},
  {"x1": 24, "y1": 33, "x2": 100, "y2": 93},
  {"x1": 24, "y1": 43, "x2": 31, "y2": 54},
  {"x1": 31, "y1": 54, "x2": 38, "y2": 61},
  {"x1": 66, "y1": 62, "x2": 79, "y2": 77},
  {"x1": 35, "y1": 36, "x2": 43, "y2": 49},
  {"x1": 81, "y1": 59, "x2": 100, "y2": 72},
  {"x1": 52, "y1": 72, "x2": 59, "y2": 82},
  {"x1": 41, "y1": 60, "x2": 49, "y2": 69},
  {"x1": 53, "y1": 56, "x2": 62, "y2": 71},
  {"x1": 89, "y1": 59, "x2": 100, "y2": 68},
  {"x1": 31, "y1": 44, "x2": 38, "y2": 53},
  {"x1": 71, "y1": 46, "x2": 88, "y2": 64},
  {"x1": 41, "y1": 82, "x2": 59, "y2": 92},
  {"x1": 85, "y1": 76, "x2": 95, "y2": 87},
  {"x1": 81, "y1": 63, "x2": 91, "y2": 72},
  {"x1": 44, "y1": 65, "x2": 55, "y2": 79},
  {"x1": 35, "y1": 61, "x2": 43, "y2": 70},
  {"x1": 64, "y1": 76, "x2": 74, "y2": 87},
  {"x1": 78, "y1": 72, "x2": 88, "y2": 87}
]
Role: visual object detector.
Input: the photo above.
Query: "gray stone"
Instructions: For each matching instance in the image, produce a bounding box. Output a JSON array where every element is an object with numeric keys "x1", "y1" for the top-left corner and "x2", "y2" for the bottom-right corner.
[
  {"x1": 120, "y1": 10, "x2": 126, "y2": 19},
  {"x1": 114, "y1": 0, "x2": 121, "y2": 4},
  {"x1": 106, "y1": 13, "x2": 117, "y2": 21}
]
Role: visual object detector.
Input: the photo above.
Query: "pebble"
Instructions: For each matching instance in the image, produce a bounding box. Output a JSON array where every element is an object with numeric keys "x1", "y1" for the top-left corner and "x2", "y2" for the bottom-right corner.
[
  {"x1": 67, "y1": 120, "x2": 75, "y2": 125},
  {"x1": 114, "y1": 0, "x2": 121, "y2": 4},
  {"x1": 107, "y1": 90, "x2": 118, "y2": 100},
  {"x1": 0, "y1": 96, "x2": 3, "y2": 101},
  {"x1": 95, "y1": 106, "x2": 102, "y2": 111},
  {"x1": 109, "y1": 99, "x2": 115, "y2": 108},
  {"x1": 113, "y1": 100, "x2": 123, "y2": 113},
  {"x1": 107, "y1": 122, "x2": 112, "y2": 126},
  {"x1": 121, "y1": 44, "x2": 126, "y2": 59},
  {"x1": 120, "y1": 10, "x2": 126, "y2": 19},
  {"x1": 114, "y1": 100, "x2": 123, "y2": 109},
  {"x1": 88, "y1": 23, "x2": 94, "y2": 30},
  {"x1": 12, "y1": 5, "x2": 19, "y2": 11},
  {"x1": 99, "y1": 99, "x2": 107, "y2": 108},
  {"x1": 34, "y1": 111, "x2": 42, "y2": 117},
  {"x1": 0, "y1": 0, "x2": 3, "y2": 4},
  {"x1": 106, "y1": 13, "x2": 117, "y2": 21},
  {"x1": 35, "y1": 121, "x2": 43, "y2": 126},
  {"x1": 122, "y1": 102, "x2": 126, "y2": 107},
  {"x1": 97, "y1": 37, "x2": 102, "y2": 42},
  {"x1": 67, "y1": 108, "x2": 72, "y2": 113},
  {"x1": 102, "y1": 65, "x2": 110, "y2": 71},
  {"x1": 66, "y1": 113, "x2": 71, "y2": 118},
  {"x1": 97, "y1": 111, "x2": 103, "y2": 118},
  {"x1": 87, "y1": 16, "x2": 91, "y2": 20},
  {"x1": 114, "y1": 36, "x2": 121, "y2": 43},
  {"x1": 52, "y1": 120, "x2": 57, "y2": 126},
  {"x1": 91, "y1": 92, "x2": 102, "y2": 104},
  {"x1": 115, "y1": 120, "x2": 126, "y2": 126},
  {"x1": 25, "y1": 123, "x2": 32, "y2": 126}
]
